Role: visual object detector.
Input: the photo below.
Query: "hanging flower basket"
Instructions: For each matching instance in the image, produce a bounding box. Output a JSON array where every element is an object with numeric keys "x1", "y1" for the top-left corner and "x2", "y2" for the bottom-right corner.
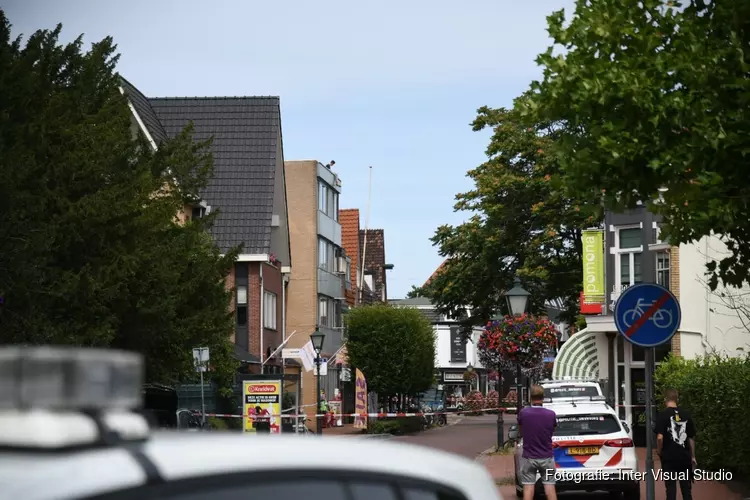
[
  {"x1": 477, "y1": 314, "x2": 559, "y2": 376},
  {"x1": 463, "y1": 370, "x2": 478, "y2": 382}
]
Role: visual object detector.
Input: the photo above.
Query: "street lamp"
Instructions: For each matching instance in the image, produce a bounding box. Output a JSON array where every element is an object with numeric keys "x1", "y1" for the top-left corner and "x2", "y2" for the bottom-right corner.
[
  {"x1": 310, "y1": 329, "x2": 325, "y2": 435},
  {"x1": 497, "y1": 277, "x2": 531, "y2": 450},
  {"x1": 466, "y1": 363, "x2": 475, "y2": 391}
]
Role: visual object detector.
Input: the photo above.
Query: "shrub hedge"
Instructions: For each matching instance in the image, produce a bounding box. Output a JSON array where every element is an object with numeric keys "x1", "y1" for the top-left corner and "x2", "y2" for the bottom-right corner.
[
  {"x1": 369, "y1": 416, "x2": 424, "y2": 435},
  {"x1": 655, "y1": 354, "x2": 750, "y2": 477}
]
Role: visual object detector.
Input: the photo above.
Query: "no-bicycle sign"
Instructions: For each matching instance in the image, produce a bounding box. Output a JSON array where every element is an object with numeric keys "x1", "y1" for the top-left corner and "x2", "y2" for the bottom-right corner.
[{"x1": 614, "y1": 283, "x2": 681, "y2": 348}]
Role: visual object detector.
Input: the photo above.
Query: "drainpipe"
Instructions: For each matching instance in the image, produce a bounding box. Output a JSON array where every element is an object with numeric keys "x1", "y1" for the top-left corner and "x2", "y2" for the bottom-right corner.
[{"x1": 260, "y1": 263, "x2": 265, "y2": 374}]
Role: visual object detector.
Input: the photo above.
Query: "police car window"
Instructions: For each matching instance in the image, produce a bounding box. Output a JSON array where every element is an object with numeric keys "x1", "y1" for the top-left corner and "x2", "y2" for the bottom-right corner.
[
  {"x1": 547, "y1": 386, "x2": 599, "y2": 398},
  {"x1": 554, "y1": 414, "x2": 621, "y2": 436}
]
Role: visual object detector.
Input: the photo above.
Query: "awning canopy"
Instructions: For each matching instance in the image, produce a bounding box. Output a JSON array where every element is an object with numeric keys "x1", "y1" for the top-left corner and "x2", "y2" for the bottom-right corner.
[{"x1": 552, "y1": 328, "x2": 600, "y2": 380}]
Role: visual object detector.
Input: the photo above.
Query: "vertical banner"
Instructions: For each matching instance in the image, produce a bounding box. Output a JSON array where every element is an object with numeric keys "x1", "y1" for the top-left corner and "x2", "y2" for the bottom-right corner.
[
  {"x1": 243, "y1": 380, "x2": 281, "y2": 434},
  {"x1": 354, "y1": 369, "x2": 368, "y2": 429},
  {"x1": 581, "y1": 229, "x2": 605, "y2": 303}
]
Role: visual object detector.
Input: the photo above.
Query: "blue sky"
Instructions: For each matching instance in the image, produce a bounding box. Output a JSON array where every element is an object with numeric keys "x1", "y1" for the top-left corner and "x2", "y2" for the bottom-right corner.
[{"x1": 4, "y1": 0, "x2": 575, "y2": 298}]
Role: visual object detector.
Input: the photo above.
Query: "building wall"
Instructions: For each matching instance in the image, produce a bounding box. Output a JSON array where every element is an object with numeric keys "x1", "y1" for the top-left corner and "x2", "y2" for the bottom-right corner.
[
  {"x1": 678, "y1": 235, "x2": 750, "y2": 357},
  {"x1": 259, "y1": 262, "x2": 283, "y2": 366},
  {"x1": 284, "y1": 160, "x2": 319, "y2": 428},
  {"x1": 434, "y1": 325, "x2": 483, "y2": 369},
  {"x1": 604, "y1": 206, "x2": 663, "y2": 308},
  {"x1": 269, "y1": 130, "x2": 291, "y2": 267}
]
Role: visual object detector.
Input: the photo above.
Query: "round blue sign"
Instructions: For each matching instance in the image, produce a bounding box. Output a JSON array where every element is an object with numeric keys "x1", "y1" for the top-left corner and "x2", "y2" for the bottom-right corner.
[{"x1": 614, "y1": 283, "x2": 681, "y2": 348}]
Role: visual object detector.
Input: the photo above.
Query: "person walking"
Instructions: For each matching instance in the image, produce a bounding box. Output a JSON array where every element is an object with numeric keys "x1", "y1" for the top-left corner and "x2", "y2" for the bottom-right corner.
[
  {"x1": 656, "y1": 388, "x2": 696, "y2": 500},
  {"x1": 517, "y1": 384, "x2": 557, "y2": 500}
]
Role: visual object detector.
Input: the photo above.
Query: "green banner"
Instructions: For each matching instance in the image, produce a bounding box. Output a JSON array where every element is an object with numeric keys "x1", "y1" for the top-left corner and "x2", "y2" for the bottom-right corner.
[{"x1": 582, "y1": 230, "x2": 605, "y2": 303}]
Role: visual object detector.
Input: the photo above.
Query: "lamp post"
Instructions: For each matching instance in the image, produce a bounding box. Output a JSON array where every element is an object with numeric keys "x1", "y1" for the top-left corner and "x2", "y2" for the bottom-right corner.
[
  {"x1": 498, "y1": 277, "x2": 531, "y2": 449},
  {"x1": 466, "y1": 363, "x2": 475, "y2": 391},
  {"x1": 310, "y1": 329, "x2": 325, "y2": 435}
]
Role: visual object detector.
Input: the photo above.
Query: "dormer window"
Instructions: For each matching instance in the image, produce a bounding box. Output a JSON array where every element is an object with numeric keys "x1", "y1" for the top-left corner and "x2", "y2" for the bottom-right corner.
[{"x1": 192, "y1": 206, "x2": 206, "y2": 219}]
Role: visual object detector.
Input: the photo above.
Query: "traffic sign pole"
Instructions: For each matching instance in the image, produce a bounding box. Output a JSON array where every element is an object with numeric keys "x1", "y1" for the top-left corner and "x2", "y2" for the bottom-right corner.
[
  {"x1": 644, "y1": 347, "x2": 655, "y2": 500},
  {"x1": 614, "y1": 283, "x2": 681, "y2": 500}
]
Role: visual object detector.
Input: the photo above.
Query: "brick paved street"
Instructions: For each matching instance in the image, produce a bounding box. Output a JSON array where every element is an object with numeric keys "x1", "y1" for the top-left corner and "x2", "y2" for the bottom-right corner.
[{"x1": 392, "y1": 412, "x2": 515, "y2": 460}]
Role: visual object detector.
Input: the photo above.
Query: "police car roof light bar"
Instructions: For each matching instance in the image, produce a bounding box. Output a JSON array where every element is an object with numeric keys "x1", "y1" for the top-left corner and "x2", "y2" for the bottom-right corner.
[{"x1": 0, "y1": 347, "x2": 144, "y2": 411}]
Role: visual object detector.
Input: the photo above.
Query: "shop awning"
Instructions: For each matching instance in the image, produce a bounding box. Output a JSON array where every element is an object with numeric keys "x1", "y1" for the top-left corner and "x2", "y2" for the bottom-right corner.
[{"x1": 551, "y1": 328, "x2": 600, "y2": 380}]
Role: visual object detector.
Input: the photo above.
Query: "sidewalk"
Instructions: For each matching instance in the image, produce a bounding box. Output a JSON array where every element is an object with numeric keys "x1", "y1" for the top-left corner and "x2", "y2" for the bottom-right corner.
[{"x1": 483, "y1": 448, "x2": 746, "y2": 499}]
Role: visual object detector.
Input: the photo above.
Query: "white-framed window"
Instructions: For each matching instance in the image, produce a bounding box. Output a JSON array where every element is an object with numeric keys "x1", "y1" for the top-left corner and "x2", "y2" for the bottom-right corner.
[
  {"x1": 656, "y1": 251, "x2": 670, "y2": 289},
  {"x1": 236, "y1": 285, "x2": 248, "y2": 326},
  {"x1": 345, "y1": 257, "x2": 352, "y2": 283},
  {"x1": 612, "y1": 225, "x2": 644, "y2": 294},
  {"x1": 263, "y1": 291, "x2": 277, "y2": 330},
  {"x1": 318, "y1": 296, "x2": 329, "y2": 327}
]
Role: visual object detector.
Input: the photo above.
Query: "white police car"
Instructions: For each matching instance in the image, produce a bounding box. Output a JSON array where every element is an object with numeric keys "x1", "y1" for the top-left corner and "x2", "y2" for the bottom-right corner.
[
  {"x1": 513, "y1": 398, "x2": 640, "y2": 499},
  {"x1": 0, "y1": 347, "x2": 502, "y2": 500},
  {"x1": 540, "y1": 378, "x2": 604, "y2": 402}
]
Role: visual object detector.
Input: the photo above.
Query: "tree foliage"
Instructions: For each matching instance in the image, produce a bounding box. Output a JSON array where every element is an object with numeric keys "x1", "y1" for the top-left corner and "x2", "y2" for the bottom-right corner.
[
  {"x1": 345, "y1": 304, "x2": 436, "y2": 397},
  {"x1": 0, "y1": 12, "x2": 238, "y2": 388},
  {"x1": 522, "y1": 0, "x2": 750, "y2": 289},
  {"x1": 415, "y1": 106, "x2": 599, "y2": 337}
]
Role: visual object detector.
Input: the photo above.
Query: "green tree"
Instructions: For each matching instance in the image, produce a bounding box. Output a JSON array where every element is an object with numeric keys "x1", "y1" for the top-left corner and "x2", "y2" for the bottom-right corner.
[
  {"x1": 522, "y1": 0, "x2": 750, "y2": 289},
  {"x1": 345, "y1": 304, "x2": 436, "y2": 401},
  {"x1": 0, "y1": 12, "x2": 238, "y2": 388},
  {"x1": 415, "y1": 107, "x2": 598, "y2": 337}
]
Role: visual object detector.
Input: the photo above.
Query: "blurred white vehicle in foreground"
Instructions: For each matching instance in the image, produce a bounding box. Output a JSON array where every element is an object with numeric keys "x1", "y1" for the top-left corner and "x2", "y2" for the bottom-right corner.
[{"x1": 0, "y1": 346, "x2": 502, "y2": 500}]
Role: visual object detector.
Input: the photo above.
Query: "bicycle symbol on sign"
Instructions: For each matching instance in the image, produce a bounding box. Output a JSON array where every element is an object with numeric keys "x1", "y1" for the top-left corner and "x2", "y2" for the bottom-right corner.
[{"x1": 622, "y1": 298, "x2": 673, "y2": 329}]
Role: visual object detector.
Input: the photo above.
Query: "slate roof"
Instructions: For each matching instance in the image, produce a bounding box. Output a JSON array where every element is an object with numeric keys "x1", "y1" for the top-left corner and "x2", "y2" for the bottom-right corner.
[
  {"x1": 119, "y1": 78, "x2": 169, "y2": 145},
  {"x1": 359, "y1": 229, "x2": 387, "y2": 302},
  {"x1": 148, "y1": 96, "x2": 281, "y2": 254},
  {"x1": 390, "y1": 297, "x2": 442, "y2": 324}
]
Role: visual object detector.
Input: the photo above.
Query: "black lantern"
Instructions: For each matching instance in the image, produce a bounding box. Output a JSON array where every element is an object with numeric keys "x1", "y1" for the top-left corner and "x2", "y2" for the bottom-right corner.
[{"x1": 310, "y1": 330, "x2": 325, "y2": 354}]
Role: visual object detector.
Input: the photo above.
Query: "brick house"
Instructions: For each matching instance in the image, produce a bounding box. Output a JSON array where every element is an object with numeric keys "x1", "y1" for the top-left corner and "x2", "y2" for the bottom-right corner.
[
  {"x1": 359, "y1": 229, "x2": 390, "y2": 303},
  {"x1": 120, "y1": 78, "x2": 291, "y2": 374}
]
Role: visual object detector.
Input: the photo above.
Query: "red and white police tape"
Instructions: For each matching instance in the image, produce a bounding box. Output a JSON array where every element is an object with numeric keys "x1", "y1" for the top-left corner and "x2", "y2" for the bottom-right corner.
[{"x1": 204, "y1": 406, "x2": 518, "y2": 419}]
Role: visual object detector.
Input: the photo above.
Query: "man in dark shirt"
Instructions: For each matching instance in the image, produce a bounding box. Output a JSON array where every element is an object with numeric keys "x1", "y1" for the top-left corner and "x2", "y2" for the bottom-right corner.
[
  {"x1": 518, "y1": 385, "x2": 558, "y2": 500},
  {"x1": 655, "y1": 388, "x2": 696, "y2": 500}
]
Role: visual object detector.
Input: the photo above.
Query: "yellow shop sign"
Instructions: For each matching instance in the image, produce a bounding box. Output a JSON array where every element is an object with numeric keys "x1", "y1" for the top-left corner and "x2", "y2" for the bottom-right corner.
[{"x1": 582, "y1": 230, "x2": 605, "y2": 303}]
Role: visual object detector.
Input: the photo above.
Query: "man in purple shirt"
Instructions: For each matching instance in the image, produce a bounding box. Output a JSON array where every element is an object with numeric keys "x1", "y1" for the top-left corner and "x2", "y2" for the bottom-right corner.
[{"x1": 517, "y1": 384, "x2": 558, "y2": 500}]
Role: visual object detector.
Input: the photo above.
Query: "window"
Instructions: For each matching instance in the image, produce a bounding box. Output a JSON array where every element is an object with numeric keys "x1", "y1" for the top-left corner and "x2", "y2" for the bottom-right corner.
[
  {"x1": 236, "y1": 285, "x2": 248, "y2": 326},
  {"x1": 317, "y1": 180, "x2": 339, "y2": 220},
  {"x1": 554, "y1": 414, "x2": 622, "y2": 436},
  {"x1": 318, "y1": 238, "x2": 336, "y2": 271},
  {"x1": 318, "y1": 296, "x2": 329, "y2": 327},
  {"x1": 318, "y1": 238, "x2": 329, "y2": 269},
  {"x1": 332, "y1": 300, "x2": 343, "y2": 329},
  {"x1": 345, "y1": 257, "x2": 352, "y2": 283},
  {"x1": 546, "y1": 386, "x2": 600, "y2": 399},
  {"x1": 318, "y1": 182, "x2": 328, "y2": 212},
  {"x1": 192, "y1": 206, "x2": 206, "y2": 219},
  {"x1": 263, "y1": 291, "x2": 277, "y2": 330},
  {"x1": 614, "y1": 226, "x2": 643, "y2": 294},
  {"x1": 656, "y1": 251, "x2": 670, "y2": 289}
]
